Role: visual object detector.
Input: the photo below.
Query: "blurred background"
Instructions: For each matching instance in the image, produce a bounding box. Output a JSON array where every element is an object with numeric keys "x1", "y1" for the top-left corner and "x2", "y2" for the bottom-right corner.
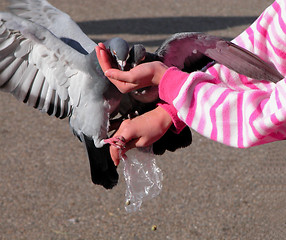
[{"x1": 1, "y1": 0, "x2": 285, "y2": 239}]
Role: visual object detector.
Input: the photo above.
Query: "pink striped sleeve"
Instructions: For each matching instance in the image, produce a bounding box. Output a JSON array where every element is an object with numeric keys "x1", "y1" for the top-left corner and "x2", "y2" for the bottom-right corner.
[{"x1": 159, "y1": 0, "x2": 286, "y2": 148}]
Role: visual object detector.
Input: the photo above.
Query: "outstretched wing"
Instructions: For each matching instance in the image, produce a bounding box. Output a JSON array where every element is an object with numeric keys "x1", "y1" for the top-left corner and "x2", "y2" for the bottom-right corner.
[
  {"x1": 0, "y1": 12, "x2": 87, "y2": 119},
  {"x1": 0, "y1": 12, "x2": 119, "y2": 189},
  {"x1": 156, "y1": 32, "x2": 283, "y2": 83},
  {"x1": 8, "y1": 0, "x2": 95, "y2": 53}
]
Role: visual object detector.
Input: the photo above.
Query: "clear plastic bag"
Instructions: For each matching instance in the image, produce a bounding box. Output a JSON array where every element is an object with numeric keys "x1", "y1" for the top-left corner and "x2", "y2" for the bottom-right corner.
[{"x1": 121, "y1": 147, "x2": 163, "y2": 213}]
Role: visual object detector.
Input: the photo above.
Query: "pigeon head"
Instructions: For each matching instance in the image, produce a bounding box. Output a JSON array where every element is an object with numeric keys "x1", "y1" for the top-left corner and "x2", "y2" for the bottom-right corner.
[
  {"x1": 128, "y1": 44, "x2": 146, "y2": 67},
  {"x1": 104, "y1": 37, "x2": 129, "y2": 70}
]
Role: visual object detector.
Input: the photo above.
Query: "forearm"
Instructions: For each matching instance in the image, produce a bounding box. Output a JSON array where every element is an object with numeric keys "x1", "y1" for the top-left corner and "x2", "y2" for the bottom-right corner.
[{"x1": 160, "y1": 66, "x2": 286, "y2": 147}]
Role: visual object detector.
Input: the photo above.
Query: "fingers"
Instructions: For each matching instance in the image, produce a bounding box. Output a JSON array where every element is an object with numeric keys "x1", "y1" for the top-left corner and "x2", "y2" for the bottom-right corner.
[
  {"x1": 110, "y1": 140, "x2": 141, "y2": 166},
  {"x1": 96, "y1": 44, "x2": 167, "y2": 93},
  {"x1": 108, "y1": 119, "x2": 140, "y2": 165},
  {"x1": 108, "y1": 106, "x2": 173, "y2": 165},
  {"x1": 104, "y1": 70, "x2": 138, "y2": 93},
  {"x1": 95, "y1": 43, "x2": 112, "y2": 72},
  {"x1": 110, "y1": 137, "x2": 142, "y2": 166},
  {"x1": 104, "y1": 69, "x2": 134, "y2": 82},
  {"x1": 104, "y1": 64, "x2": 153, "y2": 93},
  {"x1": 108, "y1": 117, "x2": 155, "y2": 165}
]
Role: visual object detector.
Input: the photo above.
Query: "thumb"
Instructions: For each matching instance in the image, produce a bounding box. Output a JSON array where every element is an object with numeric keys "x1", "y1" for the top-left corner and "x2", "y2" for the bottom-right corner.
[
  {"x1": 104, "y1": 70, "x2": 138, "y2": 93},
  {"x1": 104, "y1": 69, "x2": 134, "y2": 82}
]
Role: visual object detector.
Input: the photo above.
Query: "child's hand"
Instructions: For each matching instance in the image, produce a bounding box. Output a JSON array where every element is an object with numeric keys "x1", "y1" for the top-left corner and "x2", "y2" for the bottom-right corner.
[
  {"x1": 108, "y1": 106, "x2": 172, "y2": 166},
  {"x1": 96, "y1": 43, "x2": 168, "y2": 93}
]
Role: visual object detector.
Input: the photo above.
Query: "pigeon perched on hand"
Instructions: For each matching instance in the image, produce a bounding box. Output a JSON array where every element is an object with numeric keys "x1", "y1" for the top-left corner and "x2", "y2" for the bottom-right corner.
[{"x1": 0, "y1": 0, "x2": 131, "y2": 189}]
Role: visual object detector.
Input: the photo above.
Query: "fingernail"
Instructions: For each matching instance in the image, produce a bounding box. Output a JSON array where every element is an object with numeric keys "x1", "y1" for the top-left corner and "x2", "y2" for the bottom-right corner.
[
  {"x1": 98, "y1": 42, "x2": 105, "y2": 48},
  {"x1": 104, "y1": 70, "x2": 111, "y2": 77}
]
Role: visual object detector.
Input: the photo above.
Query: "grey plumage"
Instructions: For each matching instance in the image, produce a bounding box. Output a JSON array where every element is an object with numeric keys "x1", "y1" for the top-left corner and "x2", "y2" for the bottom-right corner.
[
  {"x1": 125, "y1": 46, "x2": 160, "y2": 103},
  {"x1": 127, "y1": 44, "x2": 147, "y2": 68},
  {"x1": 0, "y1": 0, "x2": 130, "y2": 189},
  {"x1": 104, "y1": 37, "x2": 129, "y2": 70}
]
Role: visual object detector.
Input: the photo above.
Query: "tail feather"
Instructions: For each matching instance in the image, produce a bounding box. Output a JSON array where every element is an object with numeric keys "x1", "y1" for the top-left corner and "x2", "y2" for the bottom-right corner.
[{"x1": 83, "y1": 135, "x2": 119, "y2": 189}]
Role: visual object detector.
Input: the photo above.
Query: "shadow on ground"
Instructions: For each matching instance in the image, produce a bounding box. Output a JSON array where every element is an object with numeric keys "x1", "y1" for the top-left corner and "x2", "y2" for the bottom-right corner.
[{"x1": 78, "y1": 16, "x2": 257, "y2": 44}]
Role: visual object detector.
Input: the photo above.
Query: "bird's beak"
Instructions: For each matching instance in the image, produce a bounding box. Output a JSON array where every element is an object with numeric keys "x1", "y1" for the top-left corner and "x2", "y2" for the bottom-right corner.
[{"x1": 117, "y1": 60, "x2": 126, "y2": 71}]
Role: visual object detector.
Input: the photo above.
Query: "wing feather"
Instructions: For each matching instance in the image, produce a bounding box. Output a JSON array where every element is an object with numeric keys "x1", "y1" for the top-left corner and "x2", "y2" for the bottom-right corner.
[
  {"x1": 37, "y1": 79, "x2": 49, "y2": 110},
  {"x1": 42, "y1": 85, "x2": 54, "y2": 113},
  {"x1": 14, "y1": 38, "x2": 33, "y2": 58},
  {"x1": 0, "y1": 31, "x2": 16, "y2": 50},
  {"x1": 156, "y1": 32, "x2": 283, "y2": 82},
  {"x1": 206, "y1": 41, "x2": 284, "y2": 82},
  {"x1": 25, "y1": 70, "x2": 44, "y2": 106},
  {"x1": 0, "y1": 57, "x2": 24, "y2": 90},
  {"x1": 12, "y1": 63, "x2": 38, "y2": 101},
  {"x1": 8, "y1": 0, "x2": 95, "y2": 53},
  {"x1": 0, "y1": 12, "x2": 87, "y2": 119},
  {"x1": 0, "y1": 55, "x2": 16, "y2": 71},
  {"x1": 0, "y1": 40, "x2": 19, "y2": 59}
]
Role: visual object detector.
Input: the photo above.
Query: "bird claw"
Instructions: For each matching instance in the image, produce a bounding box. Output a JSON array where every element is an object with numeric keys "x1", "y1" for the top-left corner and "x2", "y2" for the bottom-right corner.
[{"x1": 104, "y1": 136, "x2": 126, "y2": 149}]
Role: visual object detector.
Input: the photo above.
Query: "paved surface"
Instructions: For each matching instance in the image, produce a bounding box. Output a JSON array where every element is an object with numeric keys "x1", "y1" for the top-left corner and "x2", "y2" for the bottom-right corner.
[{"x1": 1, "y1": 0, "x2": 286, "y2": 239}]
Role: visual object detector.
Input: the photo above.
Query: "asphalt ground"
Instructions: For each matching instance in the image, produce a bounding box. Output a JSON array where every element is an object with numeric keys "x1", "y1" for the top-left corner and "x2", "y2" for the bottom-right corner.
[{"x1": 1, "y1": 0, "x2": 286, "y2": 239}]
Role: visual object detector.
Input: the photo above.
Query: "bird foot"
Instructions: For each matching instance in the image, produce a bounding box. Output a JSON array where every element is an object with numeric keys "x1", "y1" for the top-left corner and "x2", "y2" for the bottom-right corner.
[{"x1": 104, "y1": 136, "x2": 126, "y2": 149}]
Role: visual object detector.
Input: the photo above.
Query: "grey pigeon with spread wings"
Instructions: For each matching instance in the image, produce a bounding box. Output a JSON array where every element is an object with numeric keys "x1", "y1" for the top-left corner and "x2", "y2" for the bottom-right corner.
[{"x1": 0, "y1": 0, "x2": 130, "y2": 189}]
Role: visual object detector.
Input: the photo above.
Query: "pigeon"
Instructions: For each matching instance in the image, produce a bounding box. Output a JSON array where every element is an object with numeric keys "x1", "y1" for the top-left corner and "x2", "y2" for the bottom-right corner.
[
  {"x1": 3, "y1": 0, "x2": 284, "y2": 188},
  {"x1": 0, "y1": 0, "x2": 131, "y2": 189},
  {"x1": 129, "y1": 32, "x2": 284, "y2": 81},
  {"x1": 125, "y1": 32, "x2": 284, "y2": 115},
  {"x1": 125, "y1": 33, "x2": 284, "y2": 115},
  {"x1": 122, "y1": 32, "x2": 284, "y2": 154}
]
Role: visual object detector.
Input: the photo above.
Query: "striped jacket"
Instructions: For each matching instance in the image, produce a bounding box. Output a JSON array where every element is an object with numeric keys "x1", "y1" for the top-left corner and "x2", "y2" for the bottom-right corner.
[{"x1": 159, "y1": 0, "x2": 286, "y2": 148}]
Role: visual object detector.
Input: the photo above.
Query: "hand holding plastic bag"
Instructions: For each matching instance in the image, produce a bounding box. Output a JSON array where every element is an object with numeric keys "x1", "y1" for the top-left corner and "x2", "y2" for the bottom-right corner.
[{"x1": 121, "y1": 147, "x2": 163, "y2": 213}]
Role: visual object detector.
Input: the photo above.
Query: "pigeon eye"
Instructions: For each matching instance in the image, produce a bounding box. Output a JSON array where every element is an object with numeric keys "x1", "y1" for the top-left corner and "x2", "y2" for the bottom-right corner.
[{"x1": 112, "y1": 50, "x2": 117, "y2": 55}]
